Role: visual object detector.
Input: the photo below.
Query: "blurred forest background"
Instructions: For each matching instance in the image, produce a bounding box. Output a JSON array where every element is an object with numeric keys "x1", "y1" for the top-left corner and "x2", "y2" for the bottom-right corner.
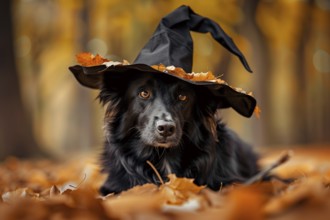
[{"x1": 0, "y1": 0, "x2": 329, "y2": 159}]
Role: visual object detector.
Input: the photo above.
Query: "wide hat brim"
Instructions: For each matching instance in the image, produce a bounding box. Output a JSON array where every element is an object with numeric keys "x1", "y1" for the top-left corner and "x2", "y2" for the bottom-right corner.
[{"x1": 69, "y1": 64, "x2": 256, "y2": 118}]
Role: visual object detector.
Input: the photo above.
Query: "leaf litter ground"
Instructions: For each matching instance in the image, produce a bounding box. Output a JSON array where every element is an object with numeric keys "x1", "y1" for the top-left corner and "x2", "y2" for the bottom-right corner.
[{"x1": 1, "y1": 146, "x2": 330, "y2": 220}]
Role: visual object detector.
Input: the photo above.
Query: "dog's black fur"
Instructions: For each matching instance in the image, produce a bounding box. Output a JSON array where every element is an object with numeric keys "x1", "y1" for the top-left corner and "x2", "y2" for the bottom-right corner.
[{"x1": 98, "y1": 72, "x2": 259, "y2": 195}]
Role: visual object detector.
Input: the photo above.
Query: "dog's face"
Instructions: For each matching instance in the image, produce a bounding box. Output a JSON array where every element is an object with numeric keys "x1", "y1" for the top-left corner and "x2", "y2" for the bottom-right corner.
[
  {"x1": 124, "y1": 74, "x2": 197, "y2": 148},
  {"x1": 100, "y1": 72, "x2": 219, "y2": 149}
]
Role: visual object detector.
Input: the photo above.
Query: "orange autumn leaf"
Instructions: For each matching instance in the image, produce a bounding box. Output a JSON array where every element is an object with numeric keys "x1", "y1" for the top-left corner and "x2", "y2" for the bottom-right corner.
[
  {"x1": 151, "y1": 64, "x2": 192, "y2": 80},
  {"x1": 190, "y1": 71, "x2": 217, "y2": 81},
  {"x1": 160, "y1": 174, "x2": 205, "y2": 205},
  {"x1": 164, "y1": 174, "x2": 204, "y2": 194},
  {"x1": 151, "y1": 64, "x2": 221, "y2": 82},
  {"x1": 254, "y1": 105, "x2": 262, "y2": 118},
  {"x1": 226, "y1": 184, "x2": 270, "y2": 220},
  {"x1": 76, "y1": 52, "x2": 109, "y2": 67}
]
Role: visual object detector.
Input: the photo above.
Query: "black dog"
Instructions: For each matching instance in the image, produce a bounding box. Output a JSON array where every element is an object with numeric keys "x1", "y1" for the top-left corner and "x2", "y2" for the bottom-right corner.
[{"x1": 98, "y1": 71, "x2": 259, "y2": 195}]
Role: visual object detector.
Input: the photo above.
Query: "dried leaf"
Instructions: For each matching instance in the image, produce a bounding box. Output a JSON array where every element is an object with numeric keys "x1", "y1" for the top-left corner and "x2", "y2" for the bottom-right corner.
[
  {"x1": 103, "y1": 193, "x2": 163, "y2": 219},
  {"x1": 264, "y1": 177, "x2": 327, "y2": 215},
  {"x1": 49, "y1": 185, "x2": 60, "y2": 197},
  {"x1": 225, "y1": 184, "x2": 270, "y2": 220},
  {"x1": 2, "y1": 188, "x2": 40, "y2": 203},
  {"x1": 151, "y1": 64, "x2": 219, "y2": 82},
  {"x1": 164, "y1": 174, "x2": 204, "y2": 194},
  {"x1": 162, "y1": 198, "x2": 201, "y2": 212},
  {"x1": 254, "y1": 105, "x2": 262, "y2": 118},
  {"x1": 76, "y1": 52, "x2": 109, "y2": 67},
  {"x1": 160, "y1": 174, "x2": 204, "y2": 205}
]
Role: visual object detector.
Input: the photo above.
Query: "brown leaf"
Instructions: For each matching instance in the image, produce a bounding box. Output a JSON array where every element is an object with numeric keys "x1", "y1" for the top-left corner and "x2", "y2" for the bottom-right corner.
[
  {"x1": 2, "y1": 188, "x2": 40, "y2": 203},
  {"x1": 120, "y1": 183, "x2": 158, "y2": 196},
  {"x1": 264, "y1": 176, "x2": 328, "y2": 215},
  {"x1": 225, "y1": 184, "x2": 271, "y2": 220},
  {"x1": 76, "y1": 52, "x2": 109, "y2": 67},
  {"x1": 254, "y1": 105, "x2": 262, "y2": 118},
  {"x1": 103, "y1": 193, "x2": 163, "y2": 219},
  {"x1": 49, "y1": 185, "x2": 61, "y2": 197},
  {"x1": 200, "y1": 188, "x2": 226, "y2": 208},
  {"x1": 160, "y1": 174, "x2": 205, "y2": 205}
]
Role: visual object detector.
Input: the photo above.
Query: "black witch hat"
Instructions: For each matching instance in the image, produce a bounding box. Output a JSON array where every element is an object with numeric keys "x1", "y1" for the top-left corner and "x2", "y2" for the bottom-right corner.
[{"x1": 69, "y1": 5, "x2": 256, "y2": 117}]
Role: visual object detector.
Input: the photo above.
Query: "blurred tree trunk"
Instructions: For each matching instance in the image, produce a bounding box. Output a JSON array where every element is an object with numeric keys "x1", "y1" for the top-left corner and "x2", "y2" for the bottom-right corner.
[
  {"x1": 72, "y1": 0, "x2": 94, "y2": 151},
  {"x1": 239, "y1": 0, "x2": 271, "y2": 146},
  {"x1": 0, "y1": 0, "x2": 45, "y2": 159},
  {"x1": 293, "y1": 0, "x2": 313, "y2": 144}
]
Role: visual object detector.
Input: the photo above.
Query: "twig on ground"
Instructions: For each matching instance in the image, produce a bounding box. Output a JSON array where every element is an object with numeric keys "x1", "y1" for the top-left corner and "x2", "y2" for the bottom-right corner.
[
  {"x1": 146, "y1": 160, "x2": 164, "y2": 185},
  {"x1": 244, "y1": 150, "x2": 293, "y2": 185}
]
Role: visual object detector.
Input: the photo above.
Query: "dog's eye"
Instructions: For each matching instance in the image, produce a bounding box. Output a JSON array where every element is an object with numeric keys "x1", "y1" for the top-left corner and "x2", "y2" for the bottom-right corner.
[
  {"x1": 178, "y1": 94, "x2": 188, "y2": 101},
  {"x1": 139, "y1": 90, "x2": 151, "y2": 99}
]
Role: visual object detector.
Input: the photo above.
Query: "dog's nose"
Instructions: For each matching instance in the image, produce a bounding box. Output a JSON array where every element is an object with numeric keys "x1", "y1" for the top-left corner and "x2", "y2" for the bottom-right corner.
[{"x1": 156, "y1": 120, "x2": 175, "y2": 137}]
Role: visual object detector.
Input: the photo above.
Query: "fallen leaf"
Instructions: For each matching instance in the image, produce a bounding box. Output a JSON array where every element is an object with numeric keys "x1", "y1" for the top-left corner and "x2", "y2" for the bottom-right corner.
[
  {"x1": 225, "y1": 184, "x2": 271, "y2": 220},
  {"x1": 2, "y1": 188, "x2": 40, "y2": 203},
  {"x1": 254, "y1": 105, "x2": 262, "y2": 118},
  {"x1": 103, "y1": 193, "x2": 163, "y2": 219},
  {"x1": 76, "y1": 52, "x2": 109, "y2": 66},
  {"x1": 264, "y1": 176, "x2": 328, "y2": 215},
  {"x1": 49, "y1": 185, "x2": 61, "y2": 197},
  {"x1": 160, "y1": 174, "x2": 205, "y2": 205}
]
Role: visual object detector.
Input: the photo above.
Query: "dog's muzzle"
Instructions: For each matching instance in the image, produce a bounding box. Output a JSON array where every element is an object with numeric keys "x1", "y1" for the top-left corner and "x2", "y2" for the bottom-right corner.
[
  {"x1": 152, "y1": 117, "x2": 179, "y2": 148},
  {"x1": 156, "y1": 120, "x2": 176, "y2": 138}
]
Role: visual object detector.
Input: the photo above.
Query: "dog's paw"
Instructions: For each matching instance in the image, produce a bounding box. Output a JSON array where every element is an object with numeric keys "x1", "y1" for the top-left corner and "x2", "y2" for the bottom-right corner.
[
  {"x1": 99, "y1": 185, "x2": 116, "y2": 196},
  {"x1": 99, "y1": 183, "x2": 125, "y2": 196}
]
